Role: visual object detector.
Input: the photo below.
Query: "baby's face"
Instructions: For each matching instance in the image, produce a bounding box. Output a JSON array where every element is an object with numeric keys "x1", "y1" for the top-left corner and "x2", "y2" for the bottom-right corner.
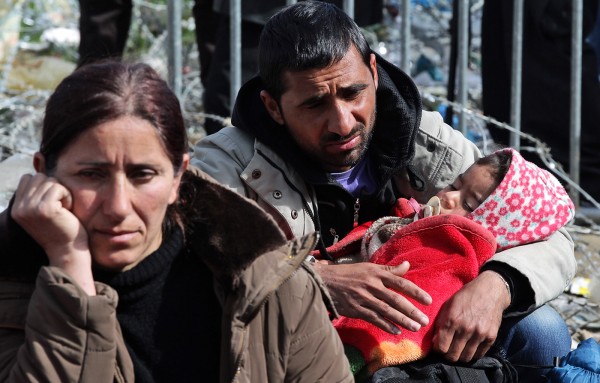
[{"x1": 435, "y1": 164, "x2": 497, "y2": 216}]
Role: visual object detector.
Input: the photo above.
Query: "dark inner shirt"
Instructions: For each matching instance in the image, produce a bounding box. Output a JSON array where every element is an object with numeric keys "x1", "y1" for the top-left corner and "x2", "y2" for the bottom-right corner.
[{"x1": 94, "y1": 227, "x2": 222, "y2": 382}]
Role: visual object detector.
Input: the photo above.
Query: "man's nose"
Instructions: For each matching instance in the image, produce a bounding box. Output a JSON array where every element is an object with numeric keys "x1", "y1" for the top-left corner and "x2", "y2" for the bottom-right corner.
[{"x1": 328, "y1": 101, "x2": 355, "y2": 137}]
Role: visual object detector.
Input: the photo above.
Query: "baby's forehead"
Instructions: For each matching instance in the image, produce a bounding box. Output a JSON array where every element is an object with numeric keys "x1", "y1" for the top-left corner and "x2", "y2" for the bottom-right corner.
[
  {"x1": 462, "y1": 164, "x2": 500, "y2": 201},
  {"x1": 462, "y1": 163, "x2": 496, "y2": 182}
]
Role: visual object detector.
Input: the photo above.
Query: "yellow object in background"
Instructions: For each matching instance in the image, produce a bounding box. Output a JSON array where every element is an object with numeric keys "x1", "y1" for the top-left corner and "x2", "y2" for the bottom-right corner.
[{"x1": 567, "y1": 276, "x2": 591, "y2": 297}]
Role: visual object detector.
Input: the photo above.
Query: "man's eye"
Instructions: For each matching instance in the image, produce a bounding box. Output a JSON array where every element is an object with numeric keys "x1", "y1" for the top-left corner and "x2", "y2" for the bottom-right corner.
[
  {"x1": 306, "y1": 100, "x2": 324, "y2": 109},
  {"x1": 343, "y1": 90, "x2": 361, "y2": 100}
]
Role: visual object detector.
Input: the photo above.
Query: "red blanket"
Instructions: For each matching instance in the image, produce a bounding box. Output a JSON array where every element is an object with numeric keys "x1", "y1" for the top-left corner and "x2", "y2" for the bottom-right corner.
[{"x1": 333, "y1": 214, "x2": 497, "y2": 375}]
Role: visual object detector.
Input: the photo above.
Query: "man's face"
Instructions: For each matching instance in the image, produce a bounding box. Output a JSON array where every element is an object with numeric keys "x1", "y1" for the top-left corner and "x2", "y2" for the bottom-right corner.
[{"x1": 261, "y1": 47, "x2": 378, "y2": 172}]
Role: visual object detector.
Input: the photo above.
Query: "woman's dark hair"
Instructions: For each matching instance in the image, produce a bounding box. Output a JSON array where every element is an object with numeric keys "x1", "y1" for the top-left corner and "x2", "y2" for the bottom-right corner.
[
  {"x1": 476, "y1": 149, "x2": 513, "y2": 188},
  {"x1": 41, "y1": 61, "x2": 196, "y2": 234},
  {"x1": 258, "y1": 0, "x2": 372, "y2": 101}
]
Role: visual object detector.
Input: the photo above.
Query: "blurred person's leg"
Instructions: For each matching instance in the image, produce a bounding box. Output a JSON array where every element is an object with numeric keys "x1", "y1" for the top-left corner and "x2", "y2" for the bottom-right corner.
[
  {"x1": 326, "y1": 0, "x2": 384, "y2": 26},
  {"x1": 193, "y1": 0, "x2": 220, "y2": 87},
  {"x1": 78, "y1": 0, "x2": 133, "y2": 67},
  {"x1": 588, "y1": 2, "x2": 600, "y2": 78},
  {"x1": 202, "y1": 18, "x2": 262, "y2": 135}
]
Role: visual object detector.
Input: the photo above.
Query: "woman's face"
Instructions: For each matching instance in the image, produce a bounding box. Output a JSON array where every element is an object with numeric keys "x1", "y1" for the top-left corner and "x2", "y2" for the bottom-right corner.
[{"x1": 48, "y1": 116, "x2": 187, "y2": 270}]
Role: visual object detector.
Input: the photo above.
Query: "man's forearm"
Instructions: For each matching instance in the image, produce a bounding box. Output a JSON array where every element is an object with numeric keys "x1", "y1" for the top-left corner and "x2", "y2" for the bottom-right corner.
[{"x1": 484, "y1": 228, "x2": 575, "y2": 314}]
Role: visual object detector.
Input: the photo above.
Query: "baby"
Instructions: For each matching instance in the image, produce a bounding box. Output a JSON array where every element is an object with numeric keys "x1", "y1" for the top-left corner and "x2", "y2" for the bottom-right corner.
[{"x1": 328, "y1": 148, "x2": 575, "y2": 378}]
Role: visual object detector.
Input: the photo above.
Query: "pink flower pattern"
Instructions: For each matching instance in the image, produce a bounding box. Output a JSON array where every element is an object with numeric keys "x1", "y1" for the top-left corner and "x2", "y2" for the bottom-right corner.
[{"x1": 467, "y1": 148, "x2": 575, "y2": 250}]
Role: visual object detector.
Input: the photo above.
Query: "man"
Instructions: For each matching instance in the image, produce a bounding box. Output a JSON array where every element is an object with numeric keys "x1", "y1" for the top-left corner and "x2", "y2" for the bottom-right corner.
[{"x1": 193, "y1": 1, "x2": 576, "y2": 379}]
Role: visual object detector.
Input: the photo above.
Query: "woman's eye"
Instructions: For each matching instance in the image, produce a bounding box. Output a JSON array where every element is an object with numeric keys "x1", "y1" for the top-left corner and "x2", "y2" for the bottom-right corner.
[
  {"x1": 449, "y1": 184, "x2": 458, "y2": 191},
  {"x1": 130, "y1": 169, "x2": 156, "y2": 180},
  {"x1": 78, "y1": 169, "x2": 104, "y2": 179}
]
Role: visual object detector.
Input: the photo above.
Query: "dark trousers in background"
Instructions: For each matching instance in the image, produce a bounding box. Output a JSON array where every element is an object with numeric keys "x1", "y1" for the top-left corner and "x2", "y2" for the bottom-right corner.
[
  {"x1": 78, "y1": 0, "x2": 133, "y2": 67},
  {"x1": 481, "y1": 0, "x2": 600, "y2": 204}
]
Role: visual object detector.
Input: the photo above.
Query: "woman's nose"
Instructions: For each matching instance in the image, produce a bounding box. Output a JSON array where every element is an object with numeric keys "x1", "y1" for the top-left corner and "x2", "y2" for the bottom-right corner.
[{"x1": 103, "y1": 179, "x2": 132, "y2": 219}]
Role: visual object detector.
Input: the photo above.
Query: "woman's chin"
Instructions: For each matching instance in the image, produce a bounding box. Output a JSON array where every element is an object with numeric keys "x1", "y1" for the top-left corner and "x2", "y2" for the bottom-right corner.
[{"x1": 92, "y1": 250, "x2": 148, "y2": 272}]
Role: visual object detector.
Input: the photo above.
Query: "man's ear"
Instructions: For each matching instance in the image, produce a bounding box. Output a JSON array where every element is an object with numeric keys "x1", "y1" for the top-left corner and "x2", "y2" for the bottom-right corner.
[
  {"x1": 33, "y1": 152, "x2": 46, "y2": 174},
  {"x1": 370, "y1": 53, "x2": 379, "y2": 90},
  {"x1": 260, "y1": 90, "x2": 285, "y2": 125}
]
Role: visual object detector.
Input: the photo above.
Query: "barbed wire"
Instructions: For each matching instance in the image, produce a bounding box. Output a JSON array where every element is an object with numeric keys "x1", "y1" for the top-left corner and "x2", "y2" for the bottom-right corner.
[{"x1": 422, "y1": 92, "x2": 600, "y2": 221}]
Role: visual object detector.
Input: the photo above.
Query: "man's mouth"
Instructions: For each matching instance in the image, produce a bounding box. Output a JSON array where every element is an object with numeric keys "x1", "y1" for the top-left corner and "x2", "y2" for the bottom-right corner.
[{"x1": 325, "y1": 134, "x2": 361, "y2": 152}]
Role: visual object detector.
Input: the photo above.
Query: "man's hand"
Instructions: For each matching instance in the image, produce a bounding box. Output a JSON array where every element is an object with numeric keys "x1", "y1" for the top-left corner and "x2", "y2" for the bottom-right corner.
[
  {"x1": 432, "y1": 270, "x2": 511, "y2": 362},
  {"x1": 314, "y1": 261, "x2": 431, "y2": 334}
]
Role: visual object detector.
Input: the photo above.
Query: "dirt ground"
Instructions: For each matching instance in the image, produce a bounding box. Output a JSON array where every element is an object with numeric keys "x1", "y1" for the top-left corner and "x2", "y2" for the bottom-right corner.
[{"x1": 550, "y1": 226, "x2": 600, "y2": 345}]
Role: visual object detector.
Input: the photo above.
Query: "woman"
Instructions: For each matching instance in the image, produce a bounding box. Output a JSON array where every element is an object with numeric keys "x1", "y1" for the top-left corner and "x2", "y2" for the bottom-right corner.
[{"x1": 0, "y1": 62, "x2": 352, "y2": 382}]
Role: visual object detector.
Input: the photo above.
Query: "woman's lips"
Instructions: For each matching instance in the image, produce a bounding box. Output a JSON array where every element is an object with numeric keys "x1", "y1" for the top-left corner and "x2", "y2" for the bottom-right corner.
[{"x1": 95, "y1": 229, "x2": 138, "y2": 244}]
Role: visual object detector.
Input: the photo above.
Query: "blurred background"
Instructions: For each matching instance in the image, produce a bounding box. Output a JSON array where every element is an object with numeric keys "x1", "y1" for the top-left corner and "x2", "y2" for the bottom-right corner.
[{"x1": 1, "y1": 0, "x2": 600, "y2": 346}]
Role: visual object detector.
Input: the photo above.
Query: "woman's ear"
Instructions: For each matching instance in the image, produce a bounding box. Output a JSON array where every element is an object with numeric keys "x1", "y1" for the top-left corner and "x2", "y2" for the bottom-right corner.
[
  {"x1": 169, "y1": 154, "x2": 189, "y2": 204},
  {"x1": 260, "y1": 90, "x2": 285, "y2": 125},
  {"x1": 33, "y1": 152, "x2": 46, "y2": 174},
  {"x1": 180, "y1": 153, "x2": 190, "y2": 174}
]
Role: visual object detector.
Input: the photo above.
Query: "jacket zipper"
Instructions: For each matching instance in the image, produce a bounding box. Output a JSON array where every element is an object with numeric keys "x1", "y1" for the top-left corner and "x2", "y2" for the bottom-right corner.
[
  {"x1": 328, "y1": 198, "x2": 360, "y2": 246},
  {"x1": 230, "y1": 327, "x2": 247, "y2": 382},
  {"x1": 353, "y1": 198, "x2": 360, "y2": 228},
  {"x1": 329, "y1": 228, "x2": 339, "y2": 244}
]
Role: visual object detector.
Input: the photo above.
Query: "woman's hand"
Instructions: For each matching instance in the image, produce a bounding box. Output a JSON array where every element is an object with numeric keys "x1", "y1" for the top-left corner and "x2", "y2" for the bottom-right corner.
[{"x1": 11, "y1": 173, "x2": 96, "y2": 295}]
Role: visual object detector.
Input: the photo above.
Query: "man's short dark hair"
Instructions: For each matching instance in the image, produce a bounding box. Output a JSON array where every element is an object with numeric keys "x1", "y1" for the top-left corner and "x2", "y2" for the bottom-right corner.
[{"x1": 258, "y1": 0, "x2": 372, "y2": 101}]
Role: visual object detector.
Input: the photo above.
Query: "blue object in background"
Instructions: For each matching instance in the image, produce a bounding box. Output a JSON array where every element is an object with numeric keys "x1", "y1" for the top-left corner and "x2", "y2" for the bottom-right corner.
[
  {"x1": 411, "y1": 0, "x2": 451, "y2": 12},
  {"x1": 415, "y1": 54, "x2": 445, "y2": 81},
  {"x1": 437, "y1": 104, "x2": 459, "y2": 129},
  {"x1": 547, "y1": 338, "x2": 600, "y2": 382}
]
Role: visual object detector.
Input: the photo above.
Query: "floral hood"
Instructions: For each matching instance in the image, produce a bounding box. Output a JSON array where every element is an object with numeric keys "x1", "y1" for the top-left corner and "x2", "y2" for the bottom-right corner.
[{"x1": 467, "y1": 148, "x2": 575, "y2": 250}]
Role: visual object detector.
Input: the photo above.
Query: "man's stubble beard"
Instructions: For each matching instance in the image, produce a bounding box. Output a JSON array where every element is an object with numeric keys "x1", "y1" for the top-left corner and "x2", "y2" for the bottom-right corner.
[{"x1": 338, "y1": 107, "x2": 377, "y2": 169}]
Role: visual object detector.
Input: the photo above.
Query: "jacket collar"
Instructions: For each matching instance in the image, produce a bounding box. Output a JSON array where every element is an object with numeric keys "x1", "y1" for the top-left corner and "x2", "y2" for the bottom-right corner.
[
  {"x1": 185, "y1": 169, "x2": 288, "y2": 287},
  {"x1": 231, "y1": 51, "x2": 422, "y2": 187}
]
